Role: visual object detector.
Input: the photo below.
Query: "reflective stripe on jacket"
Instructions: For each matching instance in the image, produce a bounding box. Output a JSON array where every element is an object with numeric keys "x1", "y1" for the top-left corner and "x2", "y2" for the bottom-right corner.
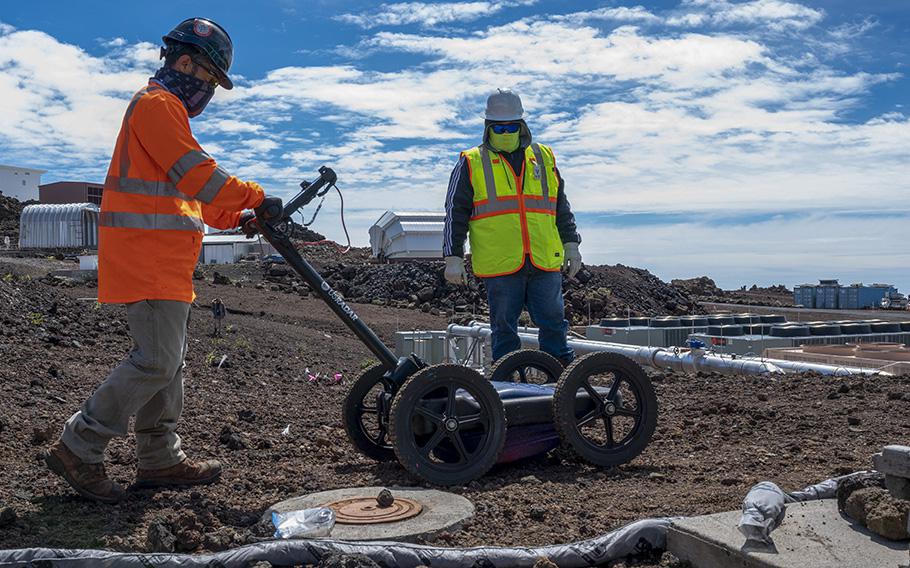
[
  {"x1": 463, "y1": 142, "x2": 564, "y2": 277},
  {"x1": 98, "y1": 81, "x2": 264, "y2": 304}
]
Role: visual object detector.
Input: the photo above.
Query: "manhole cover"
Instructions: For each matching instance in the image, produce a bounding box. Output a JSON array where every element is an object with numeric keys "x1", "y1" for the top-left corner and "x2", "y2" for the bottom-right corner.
[{"x1": 326, "y1": 497, "x2": 423, "y2": 525}]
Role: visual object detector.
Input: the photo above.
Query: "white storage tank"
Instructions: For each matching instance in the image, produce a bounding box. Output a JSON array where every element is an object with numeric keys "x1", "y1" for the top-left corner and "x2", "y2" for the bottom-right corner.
[
  {"x1": 369, "y1": 211, "x2": 445, "y2": 261},
  {"x1": 19, "y1": 203, "x2": 99, "y2": 249}
]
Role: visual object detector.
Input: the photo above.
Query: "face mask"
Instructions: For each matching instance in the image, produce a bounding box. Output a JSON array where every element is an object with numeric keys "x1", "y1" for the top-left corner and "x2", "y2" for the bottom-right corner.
[
  {"x1": 489, "y1": 128, "x2": 520, "y2": 153},
  {"x1": 153, "y1": 67, "x2": 216, "y2": 118}
]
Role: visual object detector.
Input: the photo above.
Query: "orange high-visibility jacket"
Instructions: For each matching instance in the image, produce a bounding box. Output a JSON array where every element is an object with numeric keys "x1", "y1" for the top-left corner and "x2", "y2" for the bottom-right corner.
[{"x1": 98, "y1": 81, "x2": 264, "y2": 304}]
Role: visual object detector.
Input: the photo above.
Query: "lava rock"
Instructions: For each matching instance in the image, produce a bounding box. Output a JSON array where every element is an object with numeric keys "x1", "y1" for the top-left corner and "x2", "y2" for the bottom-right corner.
[
  {"x1": 219, "y1": 425, "x2": 250, "y2": 450},
  {"x1": 376, "y1": 488, "x2": 394, "y2": 508},
  {"x1": 147, "y1": 519, "x2": 177, "y2": 552},
  {"x1": 30, "y1": 426, "x2": 54, "y2": 446},
  {"x1": 0, "y1": 507, "x2": 16, "y2": 528},
  {"x1": 212, "y1": 272, "x2": 233, "y2": 286}
]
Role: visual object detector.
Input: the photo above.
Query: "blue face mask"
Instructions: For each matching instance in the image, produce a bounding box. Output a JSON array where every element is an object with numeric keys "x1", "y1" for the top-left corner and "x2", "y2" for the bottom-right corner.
[{"x1": 152, "y1": 67, "x2": 215, "y2": 118}]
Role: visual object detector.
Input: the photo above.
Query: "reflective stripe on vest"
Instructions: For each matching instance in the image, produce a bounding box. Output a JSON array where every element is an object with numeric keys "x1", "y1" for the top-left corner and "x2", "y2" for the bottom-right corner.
[
  {"x1": 464, "y1": 142, "x2": 564, "y2": 276},
  {"x1": 100, "y1": 211, "x2": 204, "y2": 232},
  {"x1": 471, "y1": 144, "x2": 558, "y2": 219},
  {"x1": 167, "y1": 150, "x2": 211, "y2": 185},
  {"x1": 104, "y1": 175, "x2": 194, "y2": 201},
  {"x1": 166, "y1": 149, "x2": 230, "y2": 204}
]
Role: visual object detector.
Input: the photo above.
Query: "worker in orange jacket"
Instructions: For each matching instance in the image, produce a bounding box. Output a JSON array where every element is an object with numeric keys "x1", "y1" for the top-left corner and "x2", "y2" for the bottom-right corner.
[{"x1": 44, "y1": 18, "x2": 282, "y2": 503}]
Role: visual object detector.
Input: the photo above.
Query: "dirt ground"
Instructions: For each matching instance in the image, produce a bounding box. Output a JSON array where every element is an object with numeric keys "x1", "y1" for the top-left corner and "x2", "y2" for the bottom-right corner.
[{"x1": 0, "y1": 257, "x2": 908, "y2": 563}]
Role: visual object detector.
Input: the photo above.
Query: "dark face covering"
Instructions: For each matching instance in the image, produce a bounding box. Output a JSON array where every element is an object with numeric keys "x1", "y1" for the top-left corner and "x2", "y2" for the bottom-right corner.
[{"x1": 153, "y1": 67, "x2": 215, "y2": 118}]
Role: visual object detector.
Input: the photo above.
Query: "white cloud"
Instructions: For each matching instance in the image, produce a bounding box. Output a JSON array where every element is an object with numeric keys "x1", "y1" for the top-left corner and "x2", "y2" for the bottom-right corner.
[
  {"x1": 667, "y1": 0, "x2": 825, "y2": 31},
  {"x1": 336, "y1": 0, "x2": 537, "y2": 29},
  {"x1": 0, "y1": 27, "x2": 157, "y2": 173},
  {"x1": 197, "y1": 119, "x2": 264, "y2": 135},
  {"x1": 557, "y1": 6, "x2": 660, "y2": 24},
  {"x1": 100, "y1": 37, "x2": 127, "y2": 47}
]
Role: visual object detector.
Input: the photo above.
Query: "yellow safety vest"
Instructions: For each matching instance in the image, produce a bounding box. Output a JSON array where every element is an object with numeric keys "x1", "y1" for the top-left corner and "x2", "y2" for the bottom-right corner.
[{"x1": 463, "y1": 143, "x2": 564, "y2": 277}]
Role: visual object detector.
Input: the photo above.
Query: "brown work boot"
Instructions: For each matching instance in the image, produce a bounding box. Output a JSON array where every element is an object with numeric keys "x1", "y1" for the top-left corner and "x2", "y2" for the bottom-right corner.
[
  {"x1": 134, "y1": 458, "x2": 223, "y2": 489},
  {"x1": 44, "y1": 439, "x2": 126, "y2": 504}
]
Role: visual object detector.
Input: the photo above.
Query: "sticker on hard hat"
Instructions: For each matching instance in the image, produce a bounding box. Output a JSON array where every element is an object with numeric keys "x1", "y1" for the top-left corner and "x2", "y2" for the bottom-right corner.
[{"x1": 193, "y1": 20, "x2": 213, "y2": 37}]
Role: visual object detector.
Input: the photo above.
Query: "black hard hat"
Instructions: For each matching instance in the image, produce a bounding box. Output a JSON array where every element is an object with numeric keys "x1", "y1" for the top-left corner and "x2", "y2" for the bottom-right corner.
[{"x1": 163, "y1": 17, "x2": 234, "y2": 89}]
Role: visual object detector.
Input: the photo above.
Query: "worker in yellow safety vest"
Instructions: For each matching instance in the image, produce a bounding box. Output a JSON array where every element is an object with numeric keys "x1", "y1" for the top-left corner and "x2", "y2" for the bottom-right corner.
[{"x1": 443, "y1": 89, "x2": 582, "y2": 364}]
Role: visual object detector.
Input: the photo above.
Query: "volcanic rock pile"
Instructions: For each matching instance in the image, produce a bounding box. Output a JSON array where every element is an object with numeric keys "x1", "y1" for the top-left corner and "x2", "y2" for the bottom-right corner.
[
  {"x1": 255, "y1": 253, "x2": 699, "y2": 322},
  {"x1": 0, "y1": 194, "x2": 34, "y2": 243}
]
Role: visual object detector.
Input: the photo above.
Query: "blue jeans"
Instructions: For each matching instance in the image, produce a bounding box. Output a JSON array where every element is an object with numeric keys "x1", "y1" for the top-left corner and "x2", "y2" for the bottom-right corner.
[{"x1": 484, "y1": 261, "x2": 574, "y2": 362}]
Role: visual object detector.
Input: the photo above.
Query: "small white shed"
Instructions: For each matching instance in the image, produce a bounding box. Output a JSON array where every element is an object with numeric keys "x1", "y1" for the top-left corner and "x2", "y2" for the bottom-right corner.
[
  {"x1": 200, "y1": 234, "x2": 277, "y2": 264},
  {"x1": 19, "y1": 203, "x2": 99, "y2": 249},
  {"x1": 369, "y1": 211, "x2": 445, "y2": 261}
]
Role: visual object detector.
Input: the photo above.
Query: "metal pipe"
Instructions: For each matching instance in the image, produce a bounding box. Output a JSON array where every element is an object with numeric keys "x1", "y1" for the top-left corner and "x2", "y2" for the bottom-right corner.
[{"x1": 446, "y1": 324, "x2": 887, "y2": 377}]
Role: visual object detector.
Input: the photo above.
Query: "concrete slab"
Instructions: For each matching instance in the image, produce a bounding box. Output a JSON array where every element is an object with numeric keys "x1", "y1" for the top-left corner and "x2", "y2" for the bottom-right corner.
[
  {"x1": 264, "y1": 486, "x2": 474, "y2": 542},
  {"x1": 668, "y1": 500, "x2": 909, "y2": 568}
]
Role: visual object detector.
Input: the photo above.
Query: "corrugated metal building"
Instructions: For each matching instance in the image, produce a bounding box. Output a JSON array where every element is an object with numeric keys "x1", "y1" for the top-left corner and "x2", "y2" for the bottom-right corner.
[
  {"x1": 369, "y1": 211, "x2": 444, "y2": 261},
  {"x1": 19, "y1": 203, "x2": 99, "y2": 249},
  {"x1": 199, "y1": 234, "x2": 277, "y2": 264}
]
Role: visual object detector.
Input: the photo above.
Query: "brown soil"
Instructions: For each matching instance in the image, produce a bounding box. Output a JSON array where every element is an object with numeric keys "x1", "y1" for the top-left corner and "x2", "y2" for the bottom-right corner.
[{"x1": 1, "y1": 258, "x2": 907, "y2": 561}]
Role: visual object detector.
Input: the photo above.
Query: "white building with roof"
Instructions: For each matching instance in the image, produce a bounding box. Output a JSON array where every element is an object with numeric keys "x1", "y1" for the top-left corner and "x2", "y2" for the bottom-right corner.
[
  {"x1": 369, "y1": 211, "x2": 445, "y2": 261},
  {"x1": 0, "y1": 165, "x2": 47, "y2": 201},
  {"x1": 200, "y1": 233, "x2": 277, "y2": 264}
]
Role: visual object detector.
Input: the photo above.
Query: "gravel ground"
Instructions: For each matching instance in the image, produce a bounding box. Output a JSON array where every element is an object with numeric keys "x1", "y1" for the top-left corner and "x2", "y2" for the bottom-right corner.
[{"x1": 0, "y1": 259, "x2": 907, "y2": 565}]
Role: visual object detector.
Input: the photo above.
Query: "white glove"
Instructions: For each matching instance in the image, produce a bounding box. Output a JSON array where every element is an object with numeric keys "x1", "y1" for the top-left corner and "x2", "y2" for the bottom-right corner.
[
  {"x1": 444, "y1": 256, "x2": 467, "y2": 285},
  {"x1": 563, "y1": 242, "x2": 582, "y2": 279}
]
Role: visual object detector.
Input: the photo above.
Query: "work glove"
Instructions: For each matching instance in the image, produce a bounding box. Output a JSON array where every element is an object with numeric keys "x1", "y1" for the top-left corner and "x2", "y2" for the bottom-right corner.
[
  {"x1": 444, "y1": 256, "x2": 467, "y2": 286},
  {"x1": 563, "y1": 242, "x2": 582, "y2": 279},
  {"x1": 255, "y1": 195, "x2": 284, "y2": 222},
  {"x1": 239, "y1": 211, "x2": 257, "y2": 238}
]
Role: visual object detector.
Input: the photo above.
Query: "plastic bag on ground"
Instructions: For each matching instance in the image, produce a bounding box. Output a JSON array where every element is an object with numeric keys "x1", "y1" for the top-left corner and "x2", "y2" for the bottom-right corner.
[
  {"x1": 0, "y1": 518, "x2": 671, "y2": 567},
  {"x1": 737, "y1": 471, "x2": 871, "y2": 546},
  {"x1": 737, "y1": 481, "x2": 788, "y2": 545},
  {"x1": 272, "y1": 507, "x2": 336, "y2": 539}
]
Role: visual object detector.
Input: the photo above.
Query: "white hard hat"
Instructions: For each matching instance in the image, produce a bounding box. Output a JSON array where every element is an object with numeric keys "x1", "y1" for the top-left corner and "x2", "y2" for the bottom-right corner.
[{"x1": 484, "y1": 89, "x2": 524, "y2": 121}]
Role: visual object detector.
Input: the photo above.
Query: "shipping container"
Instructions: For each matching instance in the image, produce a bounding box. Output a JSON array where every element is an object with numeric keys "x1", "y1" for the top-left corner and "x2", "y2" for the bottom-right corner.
[{"x1": 794, "y1": 285, "x2": 817, "y2": 308}]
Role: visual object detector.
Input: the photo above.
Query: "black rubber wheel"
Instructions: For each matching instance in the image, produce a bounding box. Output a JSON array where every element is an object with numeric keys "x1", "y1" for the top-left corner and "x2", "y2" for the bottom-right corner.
[
  {"x1": 553, "y1": 352, "x2": 657, "y2": 467},
  {"x1": 343, "y1": 363, "x2": 396, "y2": 462},
  {"x1": 488, "y1": 349, "x2": 563, "y2": 384},
  {"x1": 390, "y1": 364, "x2": 506, "y2": 486}
]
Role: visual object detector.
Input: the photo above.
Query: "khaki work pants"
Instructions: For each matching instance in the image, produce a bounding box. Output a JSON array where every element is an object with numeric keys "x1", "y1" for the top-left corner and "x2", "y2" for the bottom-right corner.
[{"x1": 62, "y1": 300, "x2": 190, "y2": 470}]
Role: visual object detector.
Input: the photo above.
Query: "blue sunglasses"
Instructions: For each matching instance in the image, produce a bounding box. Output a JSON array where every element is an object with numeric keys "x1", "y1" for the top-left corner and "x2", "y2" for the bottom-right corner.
[{"x1": 490, "y1": 123, "x2": 520, "y2": 134}]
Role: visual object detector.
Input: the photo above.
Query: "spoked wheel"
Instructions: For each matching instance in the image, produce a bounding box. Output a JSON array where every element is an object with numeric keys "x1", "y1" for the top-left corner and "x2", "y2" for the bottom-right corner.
[
  {"x1": 553, "y1": 352, "x2": 657, "y2": 466},
  {"x1": 343, "y1": 363, "x2": 396, "y2": 462},
  {"x1": 488, "y1": 349, "x2": 563, "y2": 384},
  {"x1": 390, "y1": 364, "x2": 506, "y2": 485}
]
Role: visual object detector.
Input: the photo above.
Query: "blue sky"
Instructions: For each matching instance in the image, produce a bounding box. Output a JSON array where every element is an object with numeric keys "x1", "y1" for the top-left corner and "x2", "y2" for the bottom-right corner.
[{"x1": 1, "y1": 1, "x2": 907, "y2": 291}]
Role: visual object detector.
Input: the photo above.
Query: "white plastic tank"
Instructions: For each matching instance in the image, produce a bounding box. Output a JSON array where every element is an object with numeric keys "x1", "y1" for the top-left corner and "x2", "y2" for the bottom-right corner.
[{"x1": 19, "y1": 203, "x2": 100, "y2": 249}]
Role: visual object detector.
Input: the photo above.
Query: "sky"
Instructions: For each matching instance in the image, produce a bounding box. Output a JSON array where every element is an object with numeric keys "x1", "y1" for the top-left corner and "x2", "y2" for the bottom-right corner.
[{"x1": 0, "y1": 0, "x2": 907, "y2": 291}]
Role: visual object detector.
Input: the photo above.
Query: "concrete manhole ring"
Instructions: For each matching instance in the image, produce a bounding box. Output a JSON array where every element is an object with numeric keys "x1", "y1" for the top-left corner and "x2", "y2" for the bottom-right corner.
[
  {"x1": 265, "y1": 486, "x2": 475, "y2": 541},
  {"x1": 326, "y1": 496, "x2": 423, "y2": 524}
]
